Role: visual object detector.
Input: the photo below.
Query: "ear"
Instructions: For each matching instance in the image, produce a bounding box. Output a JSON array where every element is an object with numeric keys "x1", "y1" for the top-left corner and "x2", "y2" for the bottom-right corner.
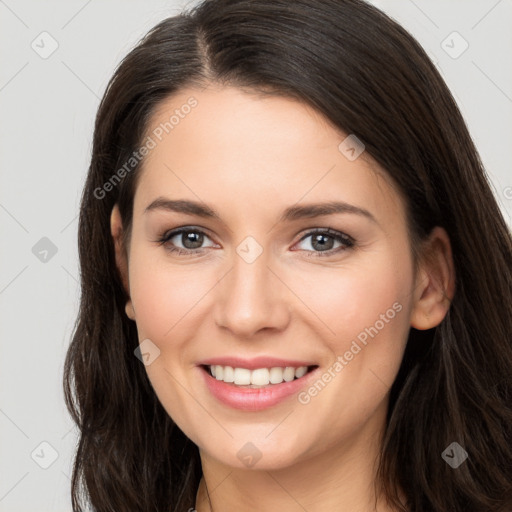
[
  {"x1": 410, "y1": 226, "x2": 455, "y2": 330},
  {"x1": 110, "y1": 204, "x2": 136, "y2": 320}
]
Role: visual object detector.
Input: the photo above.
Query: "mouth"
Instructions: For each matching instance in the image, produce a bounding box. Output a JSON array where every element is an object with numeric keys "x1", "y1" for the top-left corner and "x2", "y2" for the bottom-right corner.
[
  {"x1": 200, "y1": 364, "x2": 319, "y2": 388},
  {"x1": 198, "y1": 362, "x2": 321, "y2": 411}
]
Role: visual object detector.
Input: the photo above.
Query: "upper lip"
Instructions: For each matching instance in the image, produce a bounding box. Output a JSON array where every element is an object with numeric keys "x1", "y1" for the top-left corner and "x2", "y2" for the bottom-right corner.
[{"x1": 198, "y1": 356, "x2": 317, "y2": 370}]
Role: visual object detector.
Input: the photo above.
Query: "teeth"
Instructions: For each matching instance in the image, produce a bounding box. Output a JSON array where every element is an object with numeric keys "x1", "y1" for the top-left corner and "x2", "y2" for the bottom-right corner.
[
  {"x1": 251, "y1": 368, "x2": 269, "y2": 386},
  {"x1": 295, "y1": 366, "x2": 308, "y2": 378},
  {"x1": 283, "y1": 367, "x2": 295, "y2": 382},
  {"x1": 208, "y1": 365, "x2": 311, "y2": 386},
  {"x1": 269, "y1": 367, "x2": 284, "y2": 384},
  {"x1": 234, "y1": 368, "x2": 251, "y2": 385},
  {"x1": 223, "y1": 365, "x2": 234, "y2": 382}
]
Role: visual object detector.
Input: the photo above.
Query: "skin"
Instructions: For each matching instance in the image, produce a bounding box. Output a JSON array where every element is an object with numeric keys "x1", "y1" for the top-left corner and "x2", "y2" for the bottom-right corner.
[{"x1": 111, "y1": 84, "x2": 455, "y2": 512}]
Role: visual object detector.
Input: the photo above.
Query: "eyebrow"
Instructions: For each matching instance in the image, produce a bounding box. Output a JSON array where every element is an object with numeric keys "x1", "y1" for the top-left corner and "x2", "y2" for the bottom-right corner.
[{"x1": 144, "y1": 197, "x2": 378, "y2": 225}]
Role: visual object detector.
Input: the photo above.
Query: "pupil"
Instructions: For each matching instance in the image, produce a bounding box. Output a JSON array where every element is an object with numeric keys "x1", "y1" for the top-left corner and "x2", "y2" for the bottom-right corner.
[
  {"x1": 313, "y1": 234, "x2": 333, "y2": 251},
  {"x1": 183, "y1": 232, "x2": 203, "y2": 249}
]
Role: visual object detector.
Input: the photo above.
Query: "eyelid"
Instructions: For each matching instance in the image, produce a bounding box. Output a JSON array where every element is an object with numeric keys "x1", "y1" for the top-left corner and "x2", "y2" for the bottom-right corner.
[{"x1": 296, "y1": 227, "x2": 353, "y2": 244}]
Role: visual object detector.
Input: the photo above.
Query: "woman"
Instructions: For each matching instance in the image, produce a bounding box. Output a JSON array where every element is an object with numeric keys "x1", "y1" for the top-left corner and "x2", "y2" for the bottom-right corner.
[{"x1": 63, "y1": 0, "x2": 512, "y2": 510}]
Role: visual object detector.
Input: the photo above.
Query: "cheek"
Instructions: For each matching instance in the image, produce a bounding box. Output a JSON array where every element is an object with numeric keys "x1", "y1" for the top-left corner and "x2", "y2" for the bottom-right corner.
[
  {"x1": 285, "y1": 255, "x2": 412, "y2": 444},
  {"x1": 290, "y1": 252, "x2": 412, "y2": 348},
  {"x1": 127, "y1": 250, "x2": 220, "y2": 352},
  {"x1": 289, "y1": 249, "x2": 414, "y2": 418}
]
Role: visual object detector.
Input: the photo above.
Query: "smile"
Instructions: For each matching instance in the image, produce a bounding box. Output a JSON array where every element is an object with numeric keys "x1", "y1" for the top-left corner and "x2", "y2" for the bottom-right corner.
[{"x1": 198, "y1": 363, "x2": 320, "y2": 411}]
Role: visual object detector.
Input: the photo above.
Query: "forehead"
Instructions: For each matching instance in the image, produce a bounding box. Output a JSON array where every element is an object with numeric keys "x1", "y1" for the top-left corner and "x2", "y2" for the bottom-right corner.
[{"x1": 133, "y1": 85, "x2": 405, "y2": 228}]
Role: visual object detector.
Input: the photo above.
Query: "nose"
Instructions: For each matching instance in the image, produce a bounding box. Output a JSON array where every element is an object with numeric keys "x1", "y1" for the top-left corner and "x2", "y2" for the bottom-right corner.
[{"x1": 214, "y1": 248, "x2": 291, "y2": 339}]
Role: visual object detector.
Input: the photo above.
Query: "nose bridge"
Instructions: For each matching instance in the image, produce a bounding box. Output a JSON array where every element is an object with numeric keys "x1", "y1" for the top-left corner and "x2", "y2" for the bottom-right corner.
[{"x1": 214, "y1": 240, "x2": 290, "y2": 337}]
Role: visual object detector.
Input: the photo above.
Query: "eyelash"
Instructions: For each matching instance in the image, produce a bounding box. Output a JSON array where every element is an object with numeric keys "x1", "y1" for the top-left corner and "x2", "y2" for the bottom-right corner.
[{"x1": 156, "y1": 226, "x2": 355, "y2": 258}]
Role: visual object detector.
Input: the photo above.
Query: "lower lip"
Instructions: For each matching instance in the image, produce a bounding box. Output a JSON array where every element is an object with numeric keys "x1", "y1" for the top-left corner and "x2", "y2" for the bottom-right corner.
[{"x1": 199, "y1": 365, "x2": 319, "y2": 411}]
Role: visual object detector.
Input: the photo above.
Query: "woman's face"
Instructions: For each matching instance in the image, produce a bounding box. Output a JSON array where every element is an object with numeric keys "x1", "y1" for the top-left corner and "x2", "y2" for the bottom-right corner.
[{"x1": 114, "y1": 84, "x2": 426, "y2": 470}]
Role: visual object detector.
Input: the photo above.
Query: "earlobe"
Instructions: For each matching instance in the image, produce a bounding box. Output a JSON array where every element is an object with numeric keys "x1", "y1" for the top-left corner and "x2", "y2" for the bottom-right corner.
[
  {"x1": 110, "y1": 204, "x2": 133, "y2": 317},
  {"x1": 410, "y1": 226, "x2": 455, "y2": 330},
  {"x1": 125, "y1": 301, "x2": 136, "y2": 320}
]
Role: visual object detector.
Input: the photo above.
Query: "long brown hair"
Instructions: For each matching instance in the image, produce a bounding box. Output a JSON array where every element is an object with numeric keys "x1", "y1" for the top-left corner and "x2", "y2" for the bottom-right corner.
[{"x1": 63, "y1": 0, "x2": 512, "y2": 510}]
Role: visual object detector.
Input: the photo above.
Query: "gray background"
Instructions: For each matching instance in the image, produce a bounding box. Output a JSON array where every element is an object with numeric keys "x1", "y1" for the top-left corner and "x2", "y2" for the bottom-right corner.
[{"x1": 0, "y1": 1, "x2": 510, "y2": 510}]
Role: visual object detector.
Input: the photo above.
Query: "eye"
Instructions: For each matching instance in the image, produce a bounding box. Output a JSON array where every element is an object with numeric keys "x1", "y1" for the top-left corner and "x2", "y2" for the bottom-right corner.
[
  {"x1": 294, "y1": 228, "x2": 354, "y2": 257},
  {"x1": 157, "y1": 227, "x2": 217, "y2": 255}
]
